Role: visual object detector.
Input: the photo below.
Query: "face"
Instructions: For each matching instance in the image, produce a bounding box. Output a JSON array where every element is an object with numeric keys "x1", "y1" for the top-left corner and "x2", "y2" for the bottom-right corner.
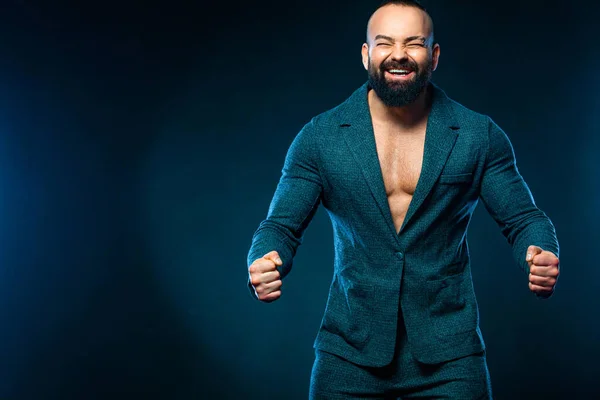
[{"x1": 361, "y1": 5, "x2": 440, "y2": 107}]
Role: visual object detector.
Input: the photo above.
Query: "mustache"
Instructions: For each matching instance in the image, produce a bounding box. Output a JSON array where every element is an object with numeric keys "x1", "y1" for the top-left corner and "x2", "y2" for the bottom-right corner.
[{"x1": 380, "y1": 60, "x2": 419, "y2": 72}]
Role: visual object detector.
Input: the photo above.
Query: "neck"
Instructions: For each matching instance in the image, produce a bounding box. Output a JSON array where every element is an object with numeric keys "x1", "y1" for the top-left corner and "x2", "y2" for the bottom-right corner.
[{"x1": 368, "y1": 84, "x2": 433, "y2": 128}]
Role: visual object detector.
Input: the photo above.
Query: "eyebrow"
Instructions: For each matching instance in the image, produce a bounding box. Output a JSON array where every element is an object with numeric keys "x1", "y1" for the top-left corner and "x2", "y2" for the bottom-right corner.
[{"x1": 374, "y1": 34, "x2": 427, "y2": 43}]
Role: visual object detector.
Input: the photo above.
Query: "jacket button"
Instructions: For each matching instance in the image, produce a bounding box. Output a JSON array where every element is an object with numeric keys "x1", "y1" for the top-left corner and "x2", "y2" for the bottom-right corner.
[{"x1": 396, "y1": 252, "x2": 404, "y2": 260}]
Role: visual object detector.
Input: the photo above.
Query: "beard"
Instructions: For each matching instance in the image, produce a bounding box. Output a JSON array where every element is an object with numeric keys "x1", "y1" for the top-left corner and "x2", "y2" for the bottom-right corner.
[{"x1": 367, "y1": 56, "x2": 433, "y2": 107}]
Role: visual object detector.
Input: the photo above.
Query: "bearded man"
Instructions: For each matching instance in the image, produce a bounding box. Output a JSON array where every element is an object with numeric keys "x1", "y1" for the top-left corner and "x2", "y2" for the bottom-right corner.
[{"x1": 246, "y1": 1, "x2": 560, "y2": 398}]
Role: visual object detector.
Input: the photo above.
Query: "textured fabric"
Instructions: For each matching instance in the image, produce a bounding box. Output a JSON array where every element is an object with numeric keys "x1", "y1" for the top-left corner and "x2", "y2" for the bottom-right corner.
[
  {"x1": 310, "y1": 312, "x2": 492, "y2": 399},
  {"x1": 246, "y1": 80, "x2": 560, "y2": 368}
]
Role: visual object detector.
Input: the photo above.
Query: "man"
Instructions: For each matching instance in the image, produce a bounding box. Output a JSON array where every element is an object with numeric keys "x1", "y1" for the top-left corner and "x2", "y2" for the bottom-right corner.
[{"x1": 246, "y1": 1, "x2": 560, "y2": 398}]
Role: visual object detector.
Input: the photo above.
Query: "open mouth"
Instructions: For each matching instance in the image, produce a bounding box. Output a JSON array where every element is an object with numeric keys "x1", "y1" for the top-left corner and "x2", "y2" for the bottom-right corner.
[{"x1": 384, "y1": 69, "x2": 415, "y2": 79}]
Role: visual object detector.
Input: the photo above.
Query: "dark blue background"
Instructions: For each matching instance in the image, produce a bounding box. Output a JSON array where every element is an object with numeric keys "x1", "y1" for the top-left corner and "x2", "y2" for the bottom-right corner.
[{"x1": 0, "y1": 0, "x2": 597, "y2": 398}]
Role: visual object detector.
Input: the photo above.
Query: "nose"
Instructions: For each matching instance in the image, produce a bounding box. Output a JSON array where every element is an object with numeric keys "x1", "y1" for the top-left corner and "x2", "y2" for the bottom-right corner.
[{"x1": 390, "y1": 43, "x2": 408, "y2": 61}]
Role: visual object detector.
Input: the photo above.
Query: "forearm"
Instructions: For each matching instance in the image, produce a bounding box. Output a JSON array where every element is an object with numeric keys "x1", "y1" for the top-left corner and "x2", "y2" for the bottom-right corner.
[
  {"x1": 246, "y1": 222, "x2": 298, "y2": 301},
  {"x1": 479, "y1": 117, "x2": 560, "y2": 274},
  {"x1": 247, "y1": 220, "x2": 298, "y2": 279},
  {"x1": 507, "y1": 209, "x2": 559, "y2": 273},
  {"x1": 245, "y1": 118, "x2": 323, "y2": 300}
]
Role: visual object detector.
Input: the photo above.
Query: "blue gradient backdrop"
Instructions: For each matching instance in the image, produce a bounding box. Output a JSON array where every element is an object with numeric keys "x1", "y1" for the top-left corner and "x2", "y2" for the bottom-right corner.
[{"x1": 0, "y1": 0, "x2": 598, "y2": 399}]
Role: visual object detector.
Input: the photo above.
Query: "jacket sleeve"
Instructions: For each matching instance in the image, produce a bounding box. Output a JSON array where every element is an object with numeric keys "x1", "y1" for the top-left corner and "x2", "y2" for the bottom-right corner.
[
  {"x1": 478, "y1": 117, "x2": 559, "y2": 274},
  {"x1": 246, "y1": 118, "x2": 324, "y2": 299}
]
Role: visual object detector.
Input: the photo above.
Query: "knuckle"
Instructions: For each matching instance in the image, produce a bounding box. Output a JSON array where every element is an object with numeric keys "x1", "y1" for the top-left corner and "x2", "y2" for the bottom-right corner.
[
  {"x1": 252, "y1": 262, "x2": 266, "y2": 273},
  {"x1": 264, "y1": 251, "x2": 277, "y2": 260},
  {"x1": 258, "y1": 291, "x2": 271, "y2": 301},
  {"x1": 261, "y1": 291, "x2": 280, "y2": 303}
]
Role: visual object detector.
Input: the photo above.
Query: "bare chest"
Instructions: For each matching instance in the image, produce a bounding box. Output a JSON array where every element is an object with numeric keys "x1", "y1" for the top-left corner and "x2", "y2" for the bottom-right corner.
[{"x1": 372, "y1": 124, "x2": 426, "y2": 197}]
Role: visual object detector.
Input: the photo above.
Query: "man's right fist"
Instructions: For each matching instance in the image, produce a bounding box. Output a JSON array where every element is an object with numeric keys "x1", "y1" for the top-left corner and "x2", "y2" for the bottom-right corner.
[{"x1": 248, "y1": 250, "x2": 283, "y2": 302}]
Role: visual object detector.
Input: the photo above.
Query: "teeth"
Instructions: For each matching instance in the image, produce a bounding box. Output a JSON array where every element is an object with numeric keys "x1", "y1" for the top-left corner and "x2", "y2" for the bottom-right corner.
[{"x1": 389, "y1": 69, "x2": 410, "y2": 74}]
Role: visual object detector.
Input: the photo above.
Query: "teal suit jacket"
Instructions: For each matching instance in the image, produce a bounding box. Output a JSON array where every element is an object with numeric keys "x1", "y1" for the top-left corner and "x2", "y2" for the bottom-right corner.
[{"x1": 247, "y1": 81, "x2": 559, "y2": 367}]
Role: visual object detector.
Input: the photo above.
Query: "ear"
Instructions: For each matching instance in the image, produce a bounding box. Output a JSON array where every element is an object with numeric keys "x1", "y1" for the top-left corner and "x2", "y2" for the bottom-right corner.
[
  {"x1": 361, "y1": 43, "x2": 369, "y2": 71},
  {"x1": 431, "y1": 43, "x2": 441, "y2": 71}
]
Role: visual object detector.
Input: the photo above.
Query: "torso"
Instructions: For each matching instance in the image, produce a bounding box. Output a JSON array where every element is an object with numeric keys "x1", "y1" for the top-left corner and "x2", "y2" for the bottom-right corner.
[{"x1": 372, "y1": 120, "x2": 426, "y2": 235}]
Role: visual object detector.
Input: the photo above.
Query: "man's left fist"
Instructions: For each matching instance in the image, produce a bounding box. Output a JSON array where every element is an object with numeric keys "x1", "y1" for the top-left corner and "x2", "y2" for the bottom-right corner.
[{"x1": 526, "y1": 245, "x2": 560, "y2": 299}]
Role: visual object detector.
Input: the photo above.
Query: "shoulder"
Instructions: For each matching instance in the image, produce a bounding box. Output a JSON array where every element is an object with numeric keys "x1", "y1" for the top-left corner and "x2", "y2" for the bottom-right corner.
[{"x1": 439, "y1": 87, "x2": 514, "y2": 155}]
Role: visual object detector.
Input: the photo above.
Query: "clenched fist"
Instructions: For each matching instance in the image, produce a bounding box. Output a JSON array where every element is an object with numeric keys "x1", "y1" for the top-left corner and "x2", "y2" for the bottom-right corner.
[
  {"x1": 248, "y1": 250, "x2": 283, "y2": 302},
  {"x1": 526, "y1": 245, "x2": 560, "y2": 299}
]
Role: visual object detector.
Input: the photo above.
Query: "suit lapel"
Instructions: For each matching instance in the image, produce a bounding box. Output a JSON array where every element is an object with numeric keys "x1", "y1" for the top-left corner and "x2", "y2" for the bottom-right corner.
[{"x1": 340, "y1": 81, "x2": 460, "y2": 241}]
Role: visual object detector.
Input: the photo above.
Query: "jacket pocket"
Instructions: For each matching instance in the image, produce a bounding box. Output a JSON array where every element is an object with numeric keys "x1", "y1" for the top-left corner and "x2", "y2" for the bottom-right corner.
[
  {"x1": 426, "y1": 270, "x2": 477, "y2": 337},
  {"x1": 438, "y1": 172, "x2": 473, "y2": 184}
]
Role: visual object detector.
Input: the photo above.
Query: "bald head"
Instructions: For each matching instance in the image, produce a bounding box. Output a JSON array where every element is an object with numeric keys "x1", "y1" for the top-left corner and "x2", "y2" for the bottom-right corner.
[
  {"x1": 361, "y1": 1, "x2": 440, "y2": 107},
  {"x1": 366, "y1": 1, "x2": 435, "y2": 47}
]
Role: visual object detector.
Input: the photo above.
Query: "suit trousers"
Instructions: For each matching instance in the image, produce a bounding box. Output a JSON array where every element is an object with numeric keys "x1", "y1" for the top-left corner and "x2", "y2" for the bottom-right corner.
[{"x1": 309, "y1": 310, "x2": 493, "y2": 399}]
